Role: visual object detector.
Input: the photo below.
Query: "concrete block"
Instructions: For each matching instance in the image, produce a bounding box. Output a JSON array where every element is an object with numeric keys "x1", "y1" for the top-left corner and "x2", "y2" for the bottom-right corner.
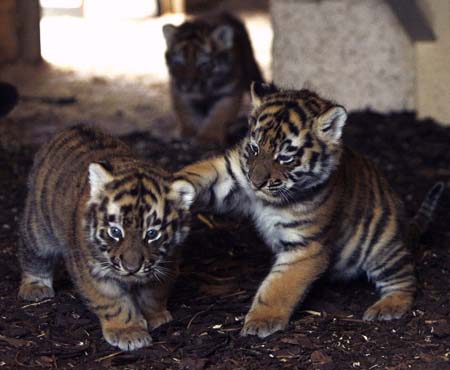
[
  {"x1": 271, "y1": 0, "x2": 415, "y2": 112},
  {"x1": 415, "y1": 0, "x2": 450, "y2": 125}
]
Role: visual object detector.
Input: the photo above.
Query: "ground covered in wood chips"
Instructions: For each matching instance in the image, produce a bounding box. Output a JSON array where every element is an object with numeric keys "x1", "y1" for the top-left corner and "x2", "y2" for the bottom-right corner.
[{"x1": 0, "y1": 112, "x2": 449, "y2": 370}]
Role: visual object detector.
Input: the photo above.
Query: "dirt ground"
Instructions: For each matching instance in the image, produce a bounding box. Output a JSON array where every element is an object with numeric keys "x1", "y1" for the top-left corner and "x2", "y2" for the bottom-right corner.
[{"x1": 0, "y1": 107, "x2": 449, "y2": 369}]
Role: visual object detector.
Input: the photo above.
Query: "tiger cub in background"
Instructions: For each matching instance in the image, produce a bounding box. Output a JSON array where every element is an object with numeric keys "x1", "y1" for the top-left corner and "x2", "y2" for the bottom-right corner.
[
  {"x1": 163, "y1": 12, "x2": 263, "y2": 144},
  {"x1": 175, "y1": 82, "x2": 444, "y2": 338},
  {"x1": 18, "y1": 126, "x2": 195, "y2": 351}
]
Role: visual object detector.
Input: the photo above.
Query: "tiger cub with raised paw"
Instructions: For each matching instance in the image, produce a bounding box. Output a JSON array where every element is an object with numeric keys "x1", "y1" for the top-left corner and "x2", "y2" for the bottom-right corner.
[
  {"x1": 163, "y1": 12, "x2": 263, "y2": 145},
  {"x1": 175, "y1": 82, "x2": 444, "y2": 338},
  {"x1": 18, "y1": 125, "x2": 195, "y2": 351}
]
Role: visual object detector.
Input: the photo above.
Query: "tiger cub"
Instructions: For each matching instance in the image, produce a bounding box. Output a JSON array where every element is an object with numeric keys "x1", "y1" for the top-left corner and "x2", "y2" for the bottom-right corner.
[
  {"x1": 175, "y1": 82, "x2": 444, "y2": 338},
  {"x1": 18, "y1": 125, "x2": 195, "y2": 351},
  {"x1": 163, "y1": 12, "x2": 263, "y2": 144}
]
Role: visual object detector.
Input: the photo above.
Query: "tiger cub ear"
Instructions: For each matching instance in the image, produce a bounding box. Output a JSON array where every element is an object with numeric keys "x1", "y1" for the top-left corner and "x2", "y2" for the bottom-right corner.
[
  {"x1": 168, "y1": 179, "x2": 196, "y2": 210},
  {"x1": 211, "y1": 25, "x2": 234, "y2": 50},
  {"x1": 315, "y1": 106, "x2": 347, "y2": 143},
  {"x1": 250, "y1": 81, "x2": 279, "y2": 108},
  {"x1": 88, "y1": 163, "x2": 113, "y2": 199},
  {"x1": 162, "y1": 24, "x2": 178, "y2": 46}
]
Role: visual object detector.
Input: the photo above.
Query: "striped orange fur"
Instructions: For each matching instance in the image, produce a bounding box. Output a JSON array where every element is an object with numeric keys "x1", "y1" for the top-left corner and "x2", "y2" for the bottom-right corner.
[
  {"x1": 175, "y1": 82, "x2": 444, "y2": 338},
  {"x1": 18, "y1": 125, "x2": 195, "y2": 350}
]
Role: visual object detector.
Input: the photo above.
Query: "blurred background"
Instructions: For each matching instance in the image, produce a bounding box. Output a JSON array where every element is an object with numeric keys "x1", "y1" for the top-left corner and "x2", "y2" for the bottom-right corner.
[
  {"x1": 0, "y1": 0, "x2": 449, "y2": 143},
  {"x1": 0, "y1": 0, "x2": 271, "y2": 143},
  {"x1": 0, "y1": 3, "x2": 449, "y2": 369}
]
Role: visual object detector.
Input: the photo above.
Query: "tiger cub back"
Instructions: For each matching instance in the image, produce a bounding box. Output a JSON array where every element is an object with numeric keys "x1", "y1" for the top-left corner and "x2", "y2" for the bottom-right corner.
[
  {"x1": 18, "y1": 125, "x2": 195, "y2": 351},
  {"x1": 163, "y1": 12, "x2": 263, "y2": 144}
]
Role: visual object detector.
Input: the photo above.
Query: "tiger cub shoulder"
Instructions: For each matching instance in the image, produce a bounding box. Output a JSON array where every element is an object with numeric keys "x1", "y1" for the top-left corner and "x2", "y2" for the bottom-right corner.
[
  {"x1": 163, "y1": 12, "x2": 263, "y2": 144},
  {"x1": 18, "y1": 125, "x2": 195, "y2": 351}
]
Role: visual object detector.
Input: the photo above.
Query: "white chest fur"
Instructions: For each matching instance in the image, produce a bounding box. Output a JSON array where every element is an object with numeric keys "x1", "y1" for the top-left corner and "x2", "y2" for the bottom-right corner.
[{"x1": 250, "y1": 201, "x2": 305, "y2": 252}]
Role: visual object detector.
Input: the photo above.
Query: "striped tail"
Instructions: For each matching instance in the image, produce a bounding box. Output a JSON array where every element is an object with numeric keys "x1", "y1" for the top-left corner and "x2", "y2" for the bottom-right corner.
[{"x1": 408, "y1": 182, "x2": 445, "y2": 248}]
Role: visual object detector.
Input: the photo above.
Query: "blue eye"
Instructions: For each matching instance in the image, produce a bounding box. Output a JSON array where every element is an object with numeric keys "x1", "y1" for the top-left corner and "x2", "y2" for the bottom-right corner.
[
  {"x1": 146, "y1": 229, "x2": 161, "y2": 242},
  {"x1": 108, "y1": 226, "x2": 123, "y2": 240},
  {"x1": 249, "y1": 143, "x2": 259, "y2": 156}
]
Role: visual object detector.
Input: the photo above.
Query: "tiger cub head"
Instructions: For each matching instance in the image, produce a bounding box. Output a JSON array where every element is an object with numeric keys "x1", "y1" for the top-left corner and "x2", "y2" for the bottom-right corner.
[
  {"x1": 84, "y1": 161, "x2": 195, "y2": 284},
  {"x1": 163, "y1": 19, "x2": 235, "y2": 95},
  {"x1": 244, "y1": 82, "x2": 347, "y2": 205}
]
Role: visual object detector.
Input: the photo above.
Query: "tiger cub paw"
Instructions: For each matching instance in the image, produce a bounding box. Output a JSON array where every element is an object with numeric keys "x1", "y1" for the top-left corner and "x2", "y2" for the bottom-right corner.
[
  {"x1": 102, "y1": 326, "x2": 152, "y2": 351},
  {"x1": 363, "y1": 293, "x2": 413, "y2": 321},
  {"x1": 145, "y1": 309, "x2": 173, "y2": 330},
  {"x1": 18, "y1": 279, "x2": 55, "y2": 302},
  {"x1": 241, "y1": 312, "x2": 288, "y2": 338}
]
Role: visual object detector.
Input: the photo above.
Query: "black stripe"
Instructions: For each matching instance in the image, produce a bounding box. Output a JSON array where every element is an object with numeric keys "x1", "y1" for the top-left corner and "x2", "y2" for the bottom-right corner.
[
  {"x1": 104, "y1": 305, "x2": 123, "y2": 321},
  {"x1": 92, "y1": 303, "x2": 114, "y2": 312},
  {"x1": 279, "y1": 239, "x2": 307, "y2": 250},
  {"x1": 286, "y1": 120, "x2": 300, "y2": 136},
  {"x1": 124, "y1": 309, "x2": 133, "y2": 324},
  {"x1": 224, "y1": 154, "x2": 237, "y2": 183},
  {"x1": 309, "y1": 152, "x2": 320, "y2": 172},
  {"x1": 374, "y1": 253, "x2": 414, "y2": 283}
]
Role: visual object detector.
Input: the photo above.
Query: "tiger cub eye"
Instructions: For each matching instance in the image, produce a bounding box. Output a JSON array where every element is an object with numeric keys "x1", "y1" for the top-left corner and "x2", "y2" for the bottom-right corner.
[
  {"x1": 146, "y1": 229, "x2": 161, "y2": 242},
  {"x1": 250, "y1": 143, "x2": 259, "y2": 156},
  {"x1": 108, "y1": 226, "x2": 123, "y2": 240}
]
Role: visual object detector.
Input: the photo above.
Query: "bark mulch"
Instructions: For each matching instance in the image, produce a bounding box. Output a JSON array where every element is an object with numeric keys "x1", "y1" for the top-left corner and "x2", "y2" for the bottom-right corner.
[{"x1": 0, "y1": 111, "x2": 449, "y2": 369}]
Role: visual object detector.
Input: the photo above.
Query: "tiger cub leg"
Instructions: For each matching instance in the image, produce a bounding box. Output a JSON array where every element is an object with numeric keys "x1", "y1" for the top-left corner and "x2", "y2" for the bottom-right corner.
[
  {"x1": 135, "y1": 282, "x2": 174, "y2": 330},
  {"x1": 242, "y1": 244, "x2": 328, "y2": 338},
  {"x1": 18, "y1": 236, "x2": 57, "y2": 302},
  {"x1": 86, "y1": 282, "x2": 152, "y2": 351},
  {"x1": 363, "y1": 243, "x2": 416, "y2": 321}
]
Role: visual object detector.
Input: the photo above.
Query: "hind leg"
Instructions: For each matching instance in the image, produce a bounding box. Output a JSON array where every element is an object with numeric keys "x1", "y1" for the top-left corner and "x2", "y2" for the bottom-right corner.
[
  {"x1": 363, "y1": 244, "x2": 416, "y2": 321},
  {"x1": 18, "y1": 233, "x2": 58, "y2": 302}
]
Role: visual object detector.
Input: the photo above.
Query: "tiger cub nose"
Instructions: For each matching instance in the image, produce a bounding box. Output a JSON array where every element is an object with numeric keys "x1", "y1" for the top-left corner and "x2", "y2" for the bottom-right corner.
[
  {"x1": 250, "y1": 167, "x2": 269, "y2": 189},
  {"x1": 252, "y1": 177, "x2": 268, "y2": 189},
  {"x1": 120, "y1": 253, "x2": 144, "y2": 274}
]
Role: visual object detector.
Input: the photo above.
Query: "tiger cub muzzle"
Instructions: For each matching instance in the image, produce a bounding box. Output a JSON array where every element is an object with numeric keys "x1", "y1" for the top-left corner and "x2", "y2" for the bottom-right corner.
[
  {"x1": 247, "y1": 152, "x2": 287, "y2": 193},
  {"x1": 106, "y1": 233, "x2": 153, "y2": 276}
]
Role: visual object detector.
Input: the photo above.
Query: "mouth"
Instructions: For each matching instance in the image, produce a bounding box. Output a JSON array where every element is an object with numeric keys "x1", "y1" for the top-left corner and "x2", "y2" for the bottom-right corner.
[{"x1": 104, "y1": 262, "x2": 150, "y2": 281}]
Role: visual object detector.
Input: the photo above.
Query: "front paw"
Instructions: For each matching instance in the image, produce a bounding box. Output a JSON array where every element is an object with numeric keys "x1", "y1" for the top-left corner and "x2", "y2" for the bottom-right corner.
[
  {"x1": 18, "y1": 281, "x2": 55, "y2": 302},
  {"x1": 145, "y1": 309, "x2": 173, "y2": 330},
  {"x1": 102, "y1": 326, "x2": 152, "y2": 351},
  {"x1": 363, "y1": 293, "x2": 413, "y2": 321},
  {"x1": 241, "y1": 311, "x2": 288, "y2": 338}
]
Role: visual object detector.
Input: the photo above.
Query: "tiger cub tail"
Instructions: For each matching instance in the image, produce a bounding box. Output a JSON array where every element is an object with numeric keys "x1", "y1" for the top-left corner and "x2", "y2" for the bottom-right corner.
[{"x1": 407, "y1": 182, "x2": 445, "y2": 248}]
